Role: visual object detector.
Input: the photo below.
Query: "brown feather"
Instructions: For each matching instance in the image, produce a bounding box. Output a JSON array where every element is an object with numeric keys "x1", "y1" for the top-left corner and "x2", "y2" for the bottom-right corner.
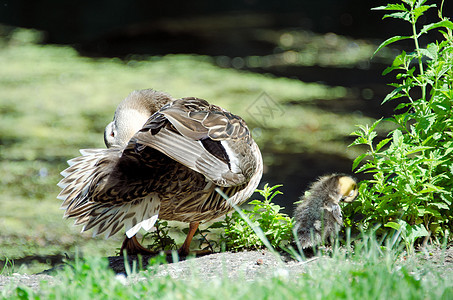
[{"x1": 57, "y1": 92, "x2": 263, "y2": 239}]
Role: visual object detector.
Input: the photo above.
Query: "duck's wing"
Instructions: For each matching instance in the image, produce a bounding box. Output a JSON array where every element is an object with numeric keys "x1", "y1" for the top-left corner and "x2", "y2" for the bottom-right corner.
[{"x1": 132, "y1": 97, "x2": 261, "y2": 187}]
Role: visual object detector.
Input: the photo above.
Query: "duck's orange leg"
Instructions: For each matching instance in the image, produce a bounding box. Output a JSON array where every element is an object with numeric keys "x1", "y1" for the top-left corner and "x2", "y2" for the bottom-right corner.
[
  {"x1": 120, "y1": 236, "x2": 156, "y2": 255},
  {"x1": 178, "y1": 221, "x2": 200, "y2": 256}
]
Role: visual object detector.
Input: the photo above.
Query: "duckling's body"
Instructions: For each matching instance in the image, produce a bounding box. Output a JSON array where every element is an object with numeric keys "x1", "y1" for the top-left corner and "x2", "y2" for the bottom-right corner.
[
  {"x1": 58, "y1": 89, "x2": 263, "y2": 255},
  {"x1": 294, "y1": 174, "x2": 358, "y2": 249}
]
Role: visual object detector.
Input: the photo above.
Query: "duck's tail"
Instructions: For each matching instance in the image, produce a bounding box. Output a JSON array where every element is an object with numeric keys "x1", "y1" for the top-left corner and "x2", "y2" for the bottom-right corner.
[{"x1": 57, "y1": 149, "x2": 159, "y2": 238}]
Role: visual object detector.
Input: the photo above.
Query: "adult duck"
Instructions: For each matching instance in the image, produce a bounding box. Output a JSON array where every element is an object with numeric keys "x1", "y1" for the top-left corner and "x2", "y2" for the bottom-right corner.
[{"x1": 58, "y1": 89, "x2": 263, "y2": 255}]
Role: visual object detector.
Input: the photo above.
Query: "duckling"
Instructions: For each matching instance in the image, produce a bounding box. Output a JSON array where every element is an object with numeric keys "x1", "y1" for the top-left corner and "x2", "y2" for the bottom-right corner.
[
  {"x1": 293, "y1": 174, "x2": 358, "y2": 249},
  {"x1": 57, "y1": 89, "x2": 263, "y2": 256}
]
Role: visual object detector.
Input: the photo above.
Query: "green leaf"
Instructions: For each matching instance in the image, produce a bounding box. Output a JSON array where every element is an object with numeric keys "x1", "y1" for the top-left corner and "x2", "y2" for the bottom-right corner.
[
  {"x1": 419, "y1": 47, "x2": 436, "y2": 60},
  {"x1": 356, "y1": 162, "x2": 374, "y2": 173},
  {"x1": 406, "y1": 146, "x2": 432, "y2": 155},
  {"x1": 413, "y1": 5, "x2": 436, "y2": 22},
  {"x1": 248, "y1": 200, "x2": 263, "y2": 205},
  {"x1": 376, "y1": 138, "x2": 392, "y2": 151},
  {"x1": 268, "y1": 190, "x2": 283, "y2": 202},
  {"x1": 382, "y1": 66, "x2": 398, "y2": 76},
  {"x1": 424, "y1": 207, "x2": 443, "y2": 218},
  {"x1": 373, "y1": 36, "x2": 412, "y2": 57},
  {"x1": 382, "y1": 86, "x2": 405, "y2": 104},
  {"x1": 393, "y1": 50, "x2": 407, "y2": 66},
  {"x1": 368, "y1": 130, "x2": 378, "y2": 142},
  {"x1": 395, "y1": 102, "x2": 411, "y2": 111},
  {"x1": 428, "y1": 202, "x2": 450, "y2": 210},
  {"x1": 369, "y1": 118, "x2": 383, "y2": 132},
  {"x1": 383, "y1": 11, "x2": 411, "y2": 21},
  {"x1": 392, "y1": 129, "x2": 403, "y2": 144},
  {"x1": 349, "y1": 136, "x2": 368, "y2": 147},
  {"x1": 408, "y1": 224, "x2": 429, "y2": 239},
  {"x1": 372, "y1": 4, "x2": 408, "y2": 12},
  {"x1": 350, "y1": 129, "x2": 364, "y2": 136},
  {"x1": 385, "y1": 221, "x2": 402, "y2": 231},
  {"x1": 352, "y1": 153, "x2": 368, "y2": 171},
  {"x1": 419, "y1": 20, "x2": 453, "y2": 36},
  {"x1": 15, "y1": 287, "x2": 31, "y2": 299},
  {"x1": 419, "y1": 185, "x2": 442, "y2": 194},
  {"x1": 401, "y1": 0, "x2": 415, "y2": 6}
]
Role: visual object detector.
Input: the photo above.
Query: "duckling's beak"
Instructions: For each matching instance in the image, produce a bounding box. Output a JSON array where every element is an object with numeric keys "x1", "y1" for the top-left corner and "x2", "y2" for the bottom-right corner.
[
  {"x1": 341, "y1": 189, "x2": 358, "y2": 203},
  {"x1": 338, "y1": 176, "x2": 358, "y2": 203}
]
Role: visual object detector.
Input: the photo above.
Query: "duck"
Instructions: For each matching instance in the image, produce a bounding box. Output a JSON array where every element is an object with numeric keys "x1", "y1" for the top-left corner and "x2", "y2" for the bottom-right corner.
[
  {"x1": 57, "y1": 88, "x2": 263, "y2": 256},
  {"x1": 293, "y1": 174, "x2": 358, "y2": 249}
]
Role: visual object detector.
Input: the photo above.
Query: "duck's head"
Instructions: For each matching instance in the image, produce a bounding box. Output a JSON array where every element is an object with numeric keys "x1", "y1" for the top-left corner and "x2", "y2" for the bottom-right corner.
[{"x1": 104, "y1": 89, "x2": 174, "y2": 148}]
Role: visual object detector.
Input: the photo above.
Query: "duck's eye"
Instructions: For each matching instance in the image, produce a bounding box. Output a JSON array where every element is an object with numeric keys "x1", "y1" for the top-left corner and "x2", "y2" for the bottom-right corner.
[{"x1": 110, "y1": 132, "x2": 115, "y2": 138}]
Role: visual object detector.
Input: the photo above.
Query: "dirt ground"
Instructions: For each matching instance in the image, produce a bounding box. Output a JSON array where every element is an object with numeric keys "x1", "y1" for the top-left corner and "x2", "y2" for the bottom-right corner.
[{"x1": 1, "y1": 246, "x2": 452, "y2": 292}]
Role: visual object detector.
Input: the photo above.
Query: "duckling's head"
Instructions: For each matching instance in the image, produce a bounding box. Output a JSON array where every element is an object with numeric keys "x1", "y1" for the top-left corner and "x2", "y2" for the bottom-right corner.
[
  {"x1": 312, "y1": 174, "x2": 358, "y2": 204},
  {"x1": 104, "y1": 89, "x2": 174, "y2": 148},
  {"x1": 337, "y1": 175, "x2": 358, "y2": 203}
]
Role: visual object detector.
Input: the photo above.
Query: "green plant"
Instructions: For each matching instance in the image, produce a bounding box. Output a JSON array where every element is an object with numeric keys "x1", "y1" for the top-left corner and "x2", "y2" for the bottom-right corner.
[
  {"x1": 141, "y1": 220, "x2": 177, "y2": 252},
  {"x1": 346, "y1": 0, "x2": 453, "y2": 244},
  {"x1": 385, "y1": 219, "x2": 429, "y2": 254},
  {"x1": 189, "y1": 226, "x2": 219, "y2": 253},
  {"x1": 211, "y1": 184, "x2": 293, "y2": 251}
]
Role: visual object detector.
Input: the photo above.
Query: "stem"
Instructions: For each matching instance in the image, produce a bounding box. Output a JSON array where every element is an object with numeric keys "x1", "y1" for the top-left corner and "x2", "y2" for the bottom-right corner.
[
  {"x1": 198, "y1": 229, "x2": 215, "y2": 252},
  {"x1": 411, "y1": 9, "x2": 426, "y2": 100},
  {"x1": 440, "y1": 0, "x2": 445, "y2": 17}
]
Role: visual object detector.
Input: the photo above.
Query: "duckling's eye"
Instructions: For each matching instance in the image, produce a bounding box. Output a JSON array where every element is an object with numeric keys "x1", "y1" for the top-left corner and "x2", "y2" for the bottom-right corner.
[{"x1": 110, "y1": 132, "x2": 115, "y2": 138}]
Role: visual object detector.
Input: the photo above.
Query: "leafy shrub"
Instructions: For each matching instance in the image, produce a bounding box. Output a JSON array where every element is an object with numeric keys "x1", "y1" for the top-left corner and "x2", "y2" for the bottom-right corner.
[
  {"x1": 211, "y1": 184, "x2": 293, "y2": 251},
  {"x1": 345, "y1": 0, "x2": 453, "y2": 243}
]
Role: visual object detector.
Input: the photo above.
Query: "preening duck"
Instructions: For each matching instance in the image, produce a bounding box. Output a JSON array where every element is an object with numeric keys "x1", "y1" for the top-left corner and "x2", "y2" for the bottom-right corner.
[{"x1": 58, "y1": 89, "x2": 263, "y2": 255}]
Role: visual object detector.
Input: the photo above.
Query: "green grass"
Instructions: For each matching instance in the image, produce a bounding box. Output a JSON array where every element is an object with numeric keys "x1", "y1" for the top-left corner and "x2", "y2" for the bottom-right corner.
[{"x1": 1, "y1": 236, "x2": 452, "y2": 299}]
